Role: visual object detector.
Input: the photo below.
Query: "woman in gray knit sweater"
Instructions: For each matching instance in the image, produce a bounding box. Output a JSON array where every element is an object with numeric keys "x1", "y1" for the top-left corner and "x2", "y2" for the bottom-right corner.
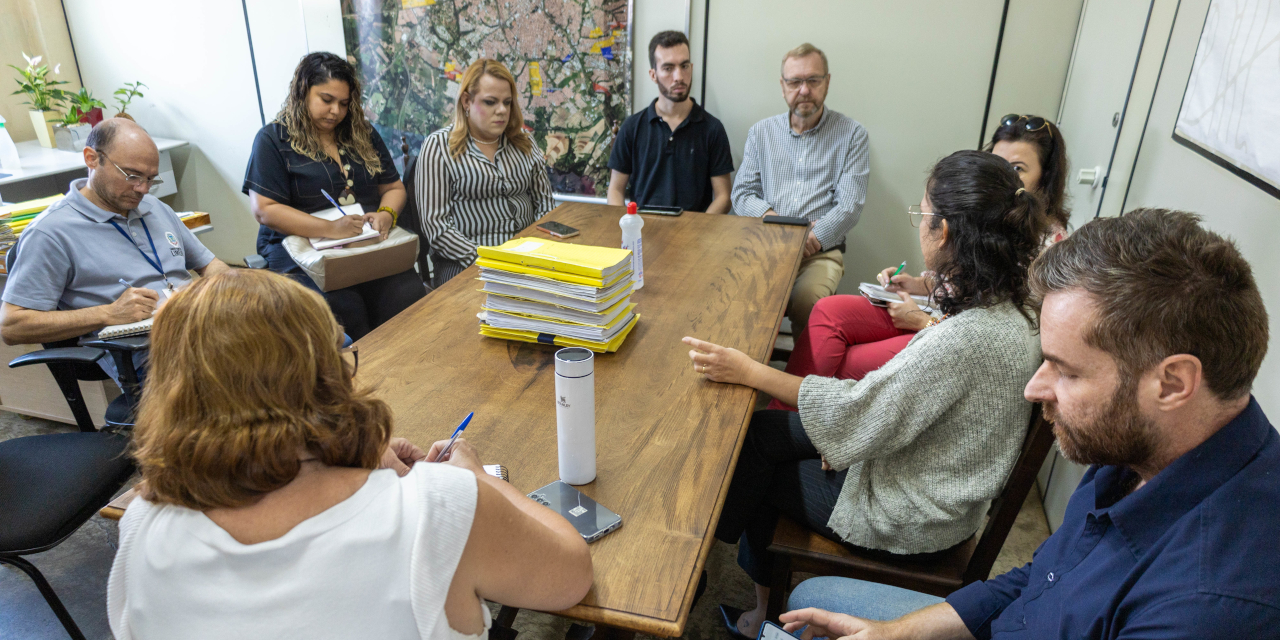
[{"x1": 685, "y1": 150, "x2": 1046, "y2": 638}]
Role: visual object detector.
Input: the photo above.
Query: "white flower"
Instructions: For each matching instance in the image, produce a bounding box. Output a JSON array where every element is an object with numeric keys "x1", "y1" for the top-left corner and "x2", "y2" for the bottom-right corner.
[
  {"x1": 22, "y1": 52, "x2": 32, "y2": 66},
  {"x1": 53, "y1": 64, "x2": 60, "y2": 75},
  {"x1": 30, "y1": 55, "x2": 42, "y2": 67}
]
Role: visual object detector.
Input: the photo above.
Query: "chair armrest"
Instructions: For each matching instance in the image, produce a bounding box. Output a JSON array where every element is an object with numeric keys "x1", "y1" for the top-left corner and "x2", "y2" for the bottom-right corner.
[
  {"x1": 9, "y1": 347, "x2": 107, "y2": 368},
  {"x1": 82, "y1": 335, "x2": 150, "y2": 352}
]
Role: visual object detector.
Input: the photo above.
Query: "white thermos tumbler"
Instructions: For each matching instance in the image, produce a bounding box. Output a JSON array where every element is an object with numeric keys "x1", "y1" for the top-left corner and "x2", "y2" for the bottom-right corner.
[{"x1": 554, "y1": 347, "x2": 596, "y2": 485}]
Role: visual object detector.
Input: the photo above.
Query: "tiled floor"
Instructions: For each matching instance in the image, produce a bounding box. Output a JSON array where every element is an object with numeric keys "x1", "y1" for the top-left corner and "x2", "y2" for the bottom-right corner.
[{"x1": 0, "y1": 409, "x2": 1050, "y2": 640}]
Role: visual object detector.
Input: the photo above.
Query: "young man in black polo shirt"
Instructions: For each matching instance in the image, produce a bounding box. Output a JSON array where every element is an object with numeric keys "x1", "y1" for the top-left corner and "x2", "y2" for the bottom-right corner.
[{"x1": 607, "y1": 31, "x2": 734, "y2": 213}]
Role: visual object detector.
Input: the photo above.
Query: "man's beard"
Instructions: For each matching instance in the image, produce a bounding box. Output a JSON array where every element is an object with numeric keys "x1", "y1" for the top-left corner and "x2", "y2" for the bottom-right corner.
[
  {"x1": 659, "y1": 81, "x2": 688, "y2": 102},
  {"x1": 790, "y1": 101, "x2": 820, "y2": 119},
  {"x1": 1046, "y1": 376, "x2": 1157, "y2": 468}
]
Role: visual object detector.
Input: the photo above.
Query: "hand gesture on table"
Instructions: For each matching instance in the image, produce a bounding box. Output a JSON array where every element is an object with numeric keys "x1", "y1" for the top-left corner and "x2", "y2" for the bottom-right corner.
[
  {"x1": 368, "y1": 209, "x2": 394, "y2": 241},
  {"x1": 327, "y1": 214, "x2": 366, "y2": 239},
  {"x1": 887, "y1": 291, "x2": 931, "y2": 331},
  {"x1": 781, "y1": 607, "x2": 885, "y2": 640},
  {"x1": 683, "y1": 336, "x2": 759, "y2": 387},
  {"x1": 427, "y1": 437, "x2": 484, "y2": 474},
  {"x1": 379, "y1": 437, "x2": 428, "y2": 476},
  {"x1": 105, "y1": 287, "x2": 159, "y2": 325},
  {"x1": 876, "y1": 267, "x2": 930, "y2": 297}
]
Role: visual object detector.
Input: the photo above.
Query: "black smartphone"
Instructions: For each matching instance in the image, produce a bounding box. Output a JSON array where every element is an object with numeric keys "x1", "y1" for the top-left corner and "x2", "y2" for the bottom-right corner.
[
  {"x1": 638, "y1": 204, "x2": 683, "y2": 216},
  {"x1": 536, "y1": 221, "x2": 581, "y2": 239},
  {"x1": 528, "y1": 480, "x2": 623, "y2": 543},
  {"x1": 762, "y1": 215, "x2": 810, "y2": 226}
]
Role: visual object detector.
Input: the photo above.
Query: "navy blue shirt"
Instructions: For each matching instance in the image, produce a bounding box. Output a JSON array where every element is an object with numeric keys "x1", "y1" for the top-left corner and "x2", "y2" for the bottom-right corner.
[
  {"x1": 947, "y1": 397, "x2": 1280, "y2": 638},
  {"x1": 607, "y1": 98, "x2": 733, "y2": 212},
  {"x1": 242, "y1": 123, "x2": 399, "y2": 252}
]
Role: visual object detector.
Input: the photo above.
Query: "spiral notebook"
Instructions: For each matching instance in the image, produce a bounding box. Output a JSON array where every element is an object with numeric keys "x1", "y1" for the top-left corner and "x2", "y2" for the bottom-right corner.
[{"x1": 98, "y1": 317, "x2": 153, "y2": 339}]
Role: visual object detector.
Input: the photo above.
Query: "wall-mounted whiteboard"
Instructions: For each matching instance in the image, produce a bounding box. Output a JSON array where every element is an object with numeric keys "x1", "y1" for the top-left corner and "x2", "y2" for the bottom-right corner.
[{"x1": 1172, "y1": 0, "x2": 1280, "y2": 199}]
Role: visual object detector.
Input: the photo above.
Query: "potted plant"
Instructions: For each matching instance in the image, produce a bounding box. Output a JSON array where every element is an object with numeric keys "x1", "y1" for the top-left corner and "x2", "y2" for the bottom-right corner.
[
  {"x1": 68, "y1": 86, "x2": 106, "y2": 126},
  {"x1": 113, "y1": 81, "x2": 146, "y2": 121},
  {"x1": 53, "y1": 103, "x2": 92, "y2": 152},
  {"x1": 8, "y1": 52, "x2": 68, "y2": 148}
]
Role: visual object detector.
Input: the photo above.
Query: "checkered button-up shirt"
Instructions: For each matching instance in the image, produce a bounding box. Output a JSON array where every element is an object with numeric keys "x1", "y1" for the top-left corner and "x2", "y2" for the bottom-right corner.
[{"x1": 731, "y1": 108, "x2": 870, "y2": 250}]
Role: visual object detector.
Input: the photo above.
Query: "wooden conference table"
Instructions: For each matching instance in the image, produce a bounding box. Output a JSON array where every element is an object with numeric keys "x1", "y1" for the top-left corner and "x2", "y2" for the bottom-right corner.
[{"x1": 355, "y1": 203, "x2": 807, "y2": 636}]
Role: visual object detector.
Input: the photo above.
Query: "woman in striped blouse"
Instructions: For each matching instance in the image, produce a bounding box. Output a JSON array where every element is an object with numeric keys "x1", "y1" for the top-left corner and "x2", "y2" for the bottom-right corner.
[{"x1": 415, "y1": 59, "x2": 557, "y2": 287}]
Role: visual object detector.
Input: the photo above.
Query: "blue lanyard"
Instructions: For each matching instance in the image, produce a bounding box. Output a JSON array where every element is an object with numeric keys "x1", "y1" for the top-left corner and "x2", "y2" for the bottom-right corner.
[{"x1": 109, "y1": 217, "x2": 172, "y2": 288}]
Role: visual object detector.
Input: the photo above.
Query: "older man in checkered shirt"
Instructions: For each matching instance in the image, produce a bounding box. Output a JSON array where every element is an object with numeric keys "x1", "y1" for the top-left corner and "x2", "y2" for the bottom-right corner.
[{"x1": 731, "y1": 43, "x2": 870, "y2": 334}]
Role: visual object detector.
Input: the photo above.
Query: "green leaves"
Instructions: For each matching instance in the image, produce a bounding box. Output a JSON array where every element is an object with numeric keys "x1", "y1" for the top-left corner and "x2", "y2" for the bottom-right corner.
[
  {"x1": 114, "y1": 81, "x2": 147, "y2": 113},
  {"x1": 8, "y1": 53, "x2": 70, "y2": 112}
]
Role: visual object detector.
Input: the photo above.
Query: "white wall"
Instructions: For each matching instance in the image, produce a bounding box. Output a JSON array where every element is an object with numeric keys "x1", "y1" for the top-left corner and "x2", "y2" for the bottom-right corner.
[
  {"x1": 63, "y1": 0, "x2": 265, "y2": 262},
  {"x1": 696, "y1": 0, "x2": 1042, "y2": 292},
  {"x1": 1123, "y1": 0, "x2": 1280, "y2": 417},
  {"x1": 62, "y1": 0, "x2": 342, "y2": 264}
]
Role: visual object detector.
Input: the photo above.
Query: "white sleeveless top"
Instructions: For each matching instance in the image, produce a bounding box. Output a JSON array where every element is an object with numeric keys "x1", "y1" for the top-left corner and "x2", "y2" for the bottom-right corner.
[{"x1": 107, "y1": 463, "x2": 489, "y2": 640}]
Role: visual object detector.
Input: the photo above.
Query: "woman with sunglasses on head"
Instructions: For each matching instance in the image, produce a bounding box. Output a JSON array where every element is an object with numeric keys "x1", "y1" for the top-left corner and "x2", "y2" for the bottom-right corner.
[
  {"x1": 986, "y1": 113, "x2": 1070, "y2": 244},
  {"x1": 415, "y1": 59, "x2": 556, "y2": 288},
  {"x1": 244, "y1": 52, "x2": 425, "y2": 340},
  {"x1": 108, "y1": 269, "x2": 592, "y2": 640},
  {"x1": 682, "y1": 151, "x2": 1044, "y2": 638}
]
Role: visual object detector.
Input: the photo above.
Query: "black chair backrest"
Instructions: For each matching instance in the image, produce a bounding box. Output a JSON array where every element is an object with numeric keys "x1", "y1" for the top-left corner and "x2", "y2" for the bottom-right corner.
[
  {"x1": 963, "y1": 404, "x2": 1056, "y2": 583},
  {"x1": 399, "y1": 153, "x2": 432, "y2": 281}
]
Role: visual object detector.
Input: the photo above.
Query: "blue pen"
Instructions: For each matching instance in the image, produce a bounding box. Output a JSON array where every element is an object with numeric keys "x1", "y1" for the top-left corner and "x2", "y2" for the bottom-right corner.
[
  {"x1": 434, "y1": 412, "x2": 475, "y2": 462},
  {"x1": 320, "y1": 188, "x2": 344, "y2": 211}
]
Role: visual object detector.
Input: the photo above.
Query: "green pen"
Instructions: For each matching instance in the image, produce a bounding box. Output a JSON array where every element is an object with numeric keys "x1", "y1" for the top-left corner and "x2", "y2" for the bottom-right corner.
[{"x1": 891, "y1": 261, "x2": 906, "y2": 277}]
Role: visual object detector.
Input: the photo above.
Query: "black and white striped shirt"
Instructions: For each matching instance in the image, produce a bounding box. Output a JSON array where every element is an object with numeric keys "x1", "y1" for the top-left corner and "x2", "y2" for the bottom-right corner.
[{"x1": 415, "y1": 125, "x2": 556, "y2": 275}]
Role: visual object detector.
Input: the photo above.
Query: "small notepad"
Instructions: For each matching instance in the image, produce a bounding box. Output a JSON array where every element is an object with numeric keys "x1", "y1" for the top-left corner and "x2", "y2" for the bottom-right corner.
[
  {"x1": 99, "y1": 317, "x2": 153, "y2": 339},
  {"x1": 308, "y1": 203, "x2": 380, "y2": 250}
]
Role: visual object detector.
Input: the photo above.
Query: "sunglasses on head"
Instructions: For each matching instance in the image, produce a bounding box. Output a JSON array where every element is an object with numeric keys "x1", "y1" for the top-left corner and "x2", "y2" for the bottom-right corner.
[{"x1": 1000, "y1": 114, "x2": 1053, "y2": 138}]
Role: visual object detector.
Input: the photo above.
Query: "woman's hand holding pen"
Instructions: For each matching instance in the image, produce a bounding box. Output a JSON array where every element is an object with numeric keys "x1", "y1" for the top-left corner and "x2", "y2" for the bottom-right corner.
[
  {"x1": 326, "y1": 214, "x2": 366, "y2": 239},
  {"x1": 877, "y1": 266, "x2": 930, "y2": 296},
  {"x1": 427, "y1": 437, "x2": 484, "y2": 474}
]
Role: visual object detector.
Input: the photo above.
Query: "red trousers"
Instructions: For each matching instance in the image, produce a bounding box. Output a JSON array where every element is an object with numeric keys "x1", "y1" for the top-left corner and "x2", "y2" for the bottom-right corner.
[{"x1": 767, "y1": 295, "x2": 916, "y2": 411}]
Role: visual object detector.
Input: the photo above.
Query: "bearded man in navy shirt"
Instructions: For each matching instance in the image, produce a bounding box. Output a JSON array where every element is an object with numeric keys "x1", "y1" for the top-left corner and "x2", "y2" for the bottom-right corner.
[{"x1": 780, "y1": 208, "x2": 1278, "y2": 639}]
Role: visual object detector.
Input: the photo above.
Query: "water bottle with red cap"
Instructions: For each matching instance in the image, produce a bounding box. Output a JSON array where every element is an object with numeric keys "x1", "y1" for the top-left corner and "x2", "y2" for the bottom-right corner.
[{"x1": 619, "y1": 202, "x2": 644, "y2": 289}]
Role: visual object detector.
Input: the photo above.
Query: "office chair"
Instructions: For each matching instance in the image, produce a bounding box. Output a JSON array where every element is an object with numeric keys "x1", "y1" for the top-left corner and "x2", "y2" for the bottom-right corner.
[
  {"x1": 398, "y1": 152, "x2": 434, "y2": 285},
  {"x1": 0, "y1": 430, "x2": 136, "y2": 640},
  {"x1": 8, "y1": 336, "x2": 146, "y2": 433}
]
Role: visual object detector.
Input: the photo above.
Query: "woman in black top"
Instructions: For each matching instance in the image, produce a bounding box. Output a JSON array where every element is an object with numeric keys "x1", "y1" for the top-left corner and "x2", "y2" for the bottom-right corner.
[{"x1": 243, "y1": 52, "x2": 423, "y2": 339}]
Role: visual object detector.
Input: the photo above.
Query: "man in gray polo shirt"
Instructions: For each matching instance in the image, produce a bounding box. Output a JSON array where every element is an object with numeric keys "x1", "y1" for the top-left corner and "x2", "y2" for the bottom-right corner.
[
  {"x1": 1, "y1": 118, "x2": 229, "y2": 381},
  {"x1": 732, "y1": 43, "x2": 870, "y2": 334}
]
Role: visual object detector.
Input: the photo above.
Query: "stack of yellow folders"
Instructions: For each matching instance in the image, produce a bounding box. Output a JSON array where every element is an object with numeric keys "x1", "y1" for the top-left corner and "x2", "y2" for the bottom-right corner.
[{"x1": 475, "y1": 237, "x2": 639, "y2": 352}]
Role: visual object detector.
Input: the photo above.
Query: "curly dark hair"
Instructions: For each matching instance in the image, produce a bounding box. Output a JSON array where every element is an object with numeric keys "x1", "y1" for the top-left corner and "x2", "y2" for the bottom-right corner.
[
  {"x1": 925, "y1": 150, "x2": 1048, "y2": 322},
  {"x1": 983, "y1": 115, "x2": 1069, "y2": 230},
  {"x1": 277, "y1": 52, "x2": 384, "y2": 176}
]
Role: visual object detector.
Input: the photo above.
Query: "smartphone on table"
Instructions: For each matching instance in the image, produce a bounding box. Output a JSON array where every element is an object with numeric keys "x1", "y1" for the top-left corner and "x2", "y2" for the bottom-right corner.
[
  {"x1": 528, "y1": 480, "x2": 622, "y2": 543},
  {"x1": 536, "y1": 221, "x2": 580, "y2": 239},
  {"x1": 637, "y1": 204, "x2": 683, "y2": 216}
]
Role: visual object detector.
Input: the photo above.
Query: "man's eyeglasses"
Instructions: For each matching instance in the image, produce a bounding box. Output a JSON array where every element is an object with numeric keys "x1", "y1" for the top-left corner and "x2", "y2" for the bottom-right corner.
[
  {"x1": 97, "y1": 150, "x2": 164, "y2": 189},
  {"x1": 782, "y1": 75, "x2": 828, "y2": 91},
  {"x1": 908, "y1": 204, "x2": 945, "y2": 228},
  {"x1": 999, "y1": 114, "x2": 1053, "y2": 138},
  {"x1": 341, "y1": 344, "x2": 359, "y2": 378}
]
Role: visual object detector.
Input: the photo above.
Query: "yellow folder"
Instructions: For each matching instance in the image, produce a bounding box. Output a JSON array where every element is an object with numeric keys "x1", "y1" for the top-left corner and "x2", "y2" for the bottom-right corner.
[
  {"x1": 476, "y1": 257, "x2": 632, "y2": 288},
  {"x1": 477, "y1": 238, "x2": 632, "y2": 279},
  {"x1": 479, "y1": 314, "x2": 640, "y2": 353}
]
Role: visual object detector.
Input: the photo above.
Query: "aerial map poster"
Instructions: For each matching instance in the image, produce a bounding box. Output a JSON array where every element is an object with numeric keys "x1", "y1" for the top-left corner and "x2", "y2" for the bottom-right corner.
[
  {"x1": 1173, "y1": 0, "x2": 1280, "y2": 200},
  {"x1": 342, "y1": 0, "x2": 633, "y2": 196}
]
